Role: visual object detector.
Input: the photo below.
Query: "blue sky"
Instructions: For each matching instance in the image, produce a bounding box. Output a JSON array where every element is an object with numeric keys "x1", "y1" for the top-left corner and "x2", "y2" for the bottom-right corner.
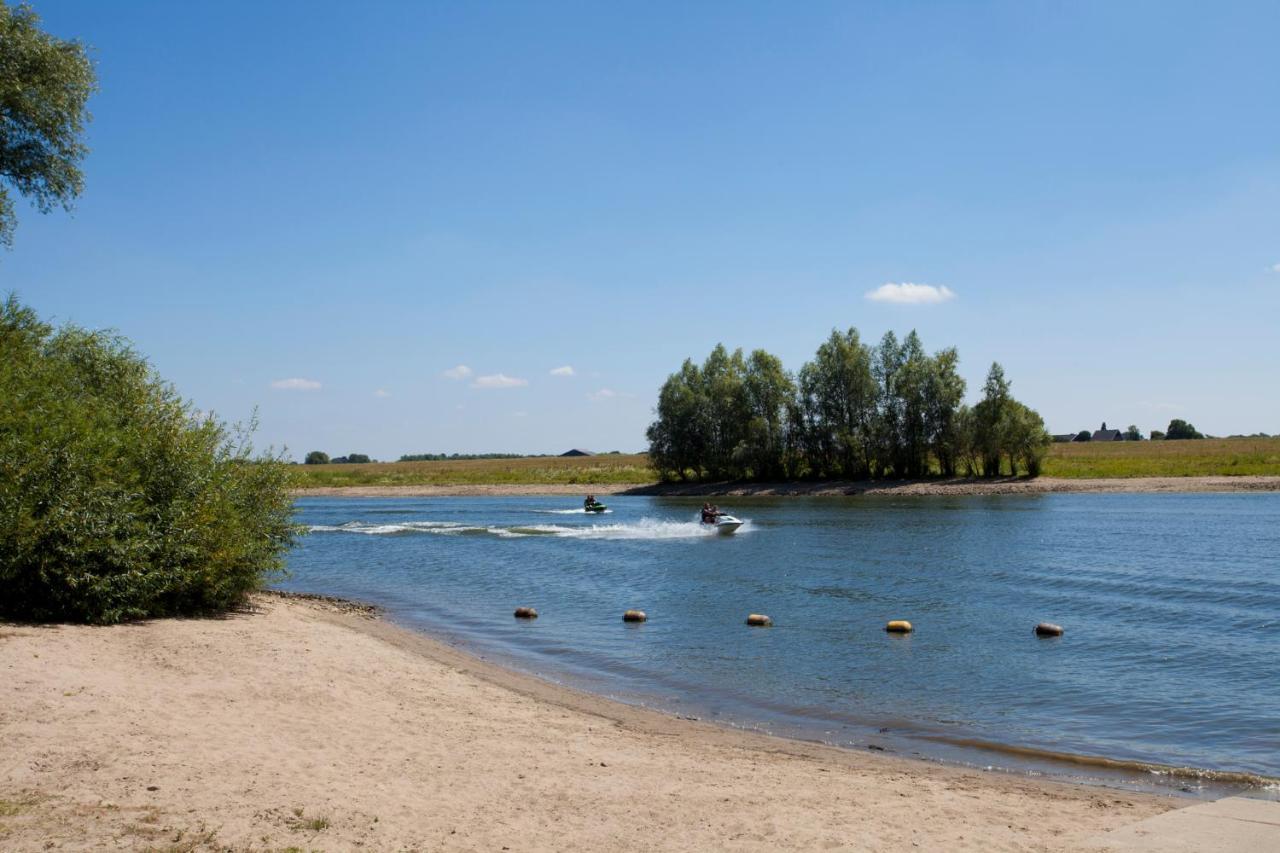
[{"x1": 7, "y1": 1, "x2": 1279, "y2": 458}]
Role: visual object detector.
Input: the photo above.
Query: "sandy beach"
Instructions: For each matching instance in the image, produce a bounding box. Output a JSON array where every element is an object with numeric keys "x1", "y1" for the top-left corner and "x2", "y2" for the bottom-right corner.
[
  {"x1": 0, "y1": 593, "x2": 1181, "y2": 851},
  {"x1": 293, "y1": 475, "x2": 1280, "y2": 498}
]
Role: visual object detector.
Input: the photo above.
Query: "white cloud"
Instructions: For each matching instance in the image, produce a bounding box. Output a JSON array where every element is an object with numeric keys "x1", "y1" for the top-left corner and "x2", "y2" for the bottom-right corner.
[
  {"x1": 472, "y1": 373, "x2": 529, "y2": 389},
  {"x1": 512, "y1": 410, "x2": 528, "y2": 418},
  {"x1": 1271, "y1": 262, "x2": 1280, "y2": 273},
  {"x1": 865, "y1": 282, "x2": 957, "y2": 305},
  {"x1": 270, "y1": 378, "x2": 321, "y2": 391},
  {"x1": 550, "y1": 365, "x2": 575, "y2": 377},
  {"x1": 588, "y1": 388, "x2": 618, "y2": 401},
  {"x1": 374, "y1": 389, "x2": 391, "y2": 398},
  {"x1": 442, "y1": 364, "x2": 473, "y2": 380}
]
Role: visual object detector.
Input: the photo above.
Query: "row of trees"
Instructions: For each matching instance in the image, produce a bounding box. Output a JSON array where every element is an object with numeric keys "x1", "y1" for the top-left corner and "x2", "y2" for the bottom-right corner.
[
  {"x1": 304, "y1": 451, "x2": 372, "y2": 465},
  {"x1": 646, "y1": 329, "x2": 1051, "y2": 482}
]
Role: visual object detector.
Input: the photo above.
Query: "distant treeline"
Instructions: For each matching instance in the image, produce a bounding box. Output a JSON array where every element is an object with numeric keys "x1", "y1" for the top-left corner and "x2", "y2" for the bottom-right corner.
[
  {"x1": 399, "y1": 453, "x2": 535, "y2": 462},
  {"x1": 646, "y1": 329, "x2": 1050, "y2": 482},
  {"x1": 304, "y1": 451, "x2": 373, "y2": 465}
]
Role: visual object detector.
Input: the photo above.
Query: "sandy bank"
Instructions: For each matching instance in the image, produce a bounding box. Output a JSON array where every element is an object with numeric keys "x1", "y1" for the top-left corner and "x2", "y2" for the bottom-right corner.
[
  {"x1": 0, "y1": 593, "x2": 1178, "y2": 851},
  {"x1": 292, "y1": 475, "x2": 1280, "y2": 498}
]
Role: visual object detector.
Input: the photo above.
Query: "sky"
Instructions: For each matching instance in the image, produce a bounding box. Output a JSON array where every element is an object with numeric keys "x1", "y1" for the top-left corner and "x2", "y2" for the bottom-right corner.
[{"x1": 6, "y1": 0, "x2": 1280, "y2": 459}]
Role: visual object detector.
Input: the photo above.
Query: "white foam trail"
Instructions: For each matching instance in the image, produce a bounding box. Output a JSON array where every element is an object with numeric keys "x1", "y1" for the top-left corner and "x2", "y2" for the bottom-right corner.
[
  {"x1": 309, "y1": 516, "x2": 750, "y2": 540},
  {"x1": 500, "y1": 517, "x2": 750, "y2": 540},
  {"x1": 532, "y1": 508, "x2": 613, "y2": 515},
  {"x1": 308, "y1": 520, "x2": 470, "y2": 535}
]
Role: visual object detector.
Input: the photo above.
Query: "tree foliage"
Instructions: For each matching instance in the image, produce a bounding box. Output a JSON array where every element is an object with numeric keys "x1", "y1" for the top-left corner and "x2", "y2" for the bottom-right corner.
[
  {"x1": 0, "y1": 2, "x2": 97, "y2": 247},
  {"x1": 304, "y1": 450, "x2": 330, "y2": 465},
  {"x1": 1164, "y1": 419, "x2": 1203, "y2": 440},
  {"x1": 646, "y1": 328, "x2": 1050, "y2": 481},
  {"x1": 0, "y1": 296, "x2": 296, "y2": 623}
]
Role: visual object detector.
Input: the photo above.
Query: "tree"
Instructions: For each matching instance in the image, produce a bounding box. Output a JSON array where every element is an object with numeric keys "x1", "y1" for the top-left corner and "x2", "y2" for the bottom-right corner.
[
  {"x1": 739, "y1": 349, "x2": 794, "y2": 480},
  {"x1": 972, "y1": 363, "x2": 1011, "y2": 476},
  {"x1": 796, "y1": 328, "x2": 877, "y2": 478},
  {"x1": 1150, "y1": 430, "x2": 1165, "y2": 441},
  {"x1": 1123, "y1": 425, "x2": 1143, "y2": 441},
  {"x1": 304, "y1": 450, "x2": 330, "y2": 465},
  {"x1": 1165, "y1": 419, "x2": 1203, "y2": 440},
  {"x1": 1074, "y1": 430, "x2": 1092, "y2": 442},
  {"x1": 1002, "y1": 401, "x2": 1052, "y2": 476},
  {"x1": 647, "y1": 358, "x2": 709, "y2": 481},
  {"x1": 0, "y1": 295, "x2": 295, "y2": 623},
  {"x1": 0, "y1": 3, "x2": 97, "y2": 248}
]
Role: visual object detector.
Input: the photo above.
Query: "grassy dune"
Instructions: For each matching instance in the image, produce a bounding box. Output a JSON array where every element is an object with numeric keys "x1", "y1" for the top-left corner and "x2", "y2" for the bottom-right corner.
[
  {"x1": 289, "y1": 439, "x2": 1280, "y2": 489},
  {"x1": 291, "y1": 454, "x2": 656, "y2": 488},
  {"x1": 1040, "y1": 436, "x2": 1280, "y2": 479}
]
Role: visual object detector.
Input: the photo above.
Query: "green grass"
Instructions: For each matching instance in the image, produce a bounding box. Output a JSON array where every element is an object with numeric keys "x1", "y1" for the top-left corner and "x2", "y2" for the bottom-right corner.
[
  {"x1": 291, "y1": 453, "x2": 657, "y2": 488},
  {"x1": 288, "y1": 439, "x2": 1280, "y2": 489},
  {"x1": 1042, "y1": 437, "x2": 1280, "y2": 479}
]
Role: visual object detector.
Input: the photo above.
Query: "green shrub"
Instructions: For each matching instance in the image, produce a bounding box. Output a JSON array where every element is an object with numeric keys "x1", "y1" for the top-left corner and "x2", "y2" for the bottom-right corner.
[{"x1": 0, "y1": 296, "x2": 296, "y2": 623}]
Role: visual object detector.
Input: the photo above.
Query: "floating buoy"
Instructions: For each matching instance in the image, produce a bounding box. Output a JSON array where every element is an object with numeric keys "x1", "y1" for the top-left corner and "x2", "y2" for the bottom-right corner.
[
  {"x1": 746, "y1": 613, "x2": 773, "y2": 627},
  {"x1": 885, "y1": 620, "x2": 913, "y2": 633},
  {"x1": 513, "y1": 606, "x2": 538, "y2": 619},
  {"x1": 623, "y1": 609, "x2": 647, "y2": 623},
  {"x1": 1035, "y1": 622, "x2": 1064, "y2": 637}
]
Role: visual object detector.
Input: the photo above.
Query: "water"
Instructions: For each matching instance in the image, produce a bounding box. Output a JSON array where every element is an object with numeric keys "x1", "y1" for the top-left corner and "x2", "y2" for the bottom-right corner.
[{"x1": 282, "y1": 493, "x2": 1280, "y2": 792}]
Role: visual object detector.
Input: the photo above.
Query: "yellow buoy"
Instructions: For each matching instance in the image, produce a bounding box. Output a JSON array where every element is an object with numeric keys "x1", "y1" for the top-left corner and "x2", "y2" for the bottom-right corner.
[
  {"x1": 885, "y1": 620, "x2": 913, "y2": 633},
  {"x1": 513, "y1": 606, "x2": 538, "y2": 619},
  {"x1": 746, "y1": 613, "x2": 773, "y2": 627},
  {"x1": 623, "y1": 609, "x2": 647, "y2": 622},
  {"x1": 1035, "y1": 622, "x2": 1064, "y2": 637}
]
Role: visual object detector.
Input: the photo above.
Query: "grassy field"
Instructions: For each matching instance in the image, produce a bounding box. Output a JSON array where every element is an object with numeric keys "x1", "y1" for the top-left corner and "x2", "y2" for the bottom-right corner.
[
  {"x1": 290, "y1": 454, "x2": 656, "y2": 488},
  {"x1": 289, "y1": 439, "x2": 1280, "y2": 489},
  {"x1": 1040, "y1": 436, "x2": 1280, "y2": 479}
]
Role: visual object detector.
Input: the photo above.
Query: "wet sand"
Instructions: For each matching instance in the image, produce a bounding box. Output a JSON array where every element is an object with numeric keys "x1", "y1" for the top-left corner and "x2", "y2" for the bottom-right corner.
[
  {"x1": 293, "y1": 475, "x2": 1280, "y2": 498},
  {"x1": 0, "y1": 593, "x2": 1178, "y2": 851}
]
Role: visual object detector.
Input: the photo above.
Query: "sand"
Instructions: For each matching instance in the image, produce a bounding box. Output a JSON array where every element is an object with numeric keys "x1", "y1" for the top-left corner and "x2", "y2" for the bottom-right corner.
[
  {"x1": 294, "y1": 475, "x2": 1280, "y2": 498},
  {"x1": 0, "y1": 593, "x2": 1176, "y2": 851}
]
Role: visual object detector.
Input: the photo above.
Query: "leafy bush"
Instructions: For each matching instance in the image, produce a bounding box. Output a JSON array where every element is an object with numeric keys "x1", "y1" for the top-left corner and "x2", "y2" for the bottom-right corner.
[
  {"x1": 304, "y1": 450, "x2": 330, "y2": 465},
  {"x1": 0, "y1": 296, "x2": 296, "y2": 623}
]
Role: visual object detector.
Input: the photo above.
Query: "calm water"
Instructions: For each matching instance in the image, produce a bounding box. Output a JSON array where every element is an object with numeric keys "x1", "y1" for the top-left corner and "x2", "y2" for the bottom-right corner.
[{"x1": 283, "y1": 494, "x2": 1280, "y2": 791}]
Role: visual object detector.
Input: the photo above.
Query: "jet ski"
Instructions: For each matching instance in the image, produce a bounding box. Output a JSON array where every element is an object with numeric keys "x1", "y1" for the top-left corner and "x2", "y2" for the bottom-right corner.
[
  {"x1": 584, "y1": 502, "x2": 608, "y2": 513},
  {"x1": 701, "y1": 513, "x2": 743, "y2": 534}
]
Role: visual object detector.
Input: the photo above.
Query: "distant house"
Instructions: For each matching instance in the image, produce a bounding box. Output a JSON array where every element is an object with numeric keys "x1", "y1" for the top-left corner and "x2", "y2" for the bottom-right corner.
[
  {"x1": 1051, "y1": 434, "x2": 1076, "y2": 443},
  {"x1": 1091, "y1": 422, "x2": 1124, "y2": 442},
  {"x1": 560, "y1": 448, "x2": 595, "y2": 457}
]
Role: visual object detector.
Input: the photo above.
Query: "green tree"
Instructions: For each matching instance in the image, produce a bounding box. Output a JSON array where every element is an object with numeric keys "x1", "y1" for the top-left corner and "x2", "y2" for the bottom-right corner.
[
  {"x1": 0, "y1": 3, "x2": 97, "y2": 247},
  {"x1": 739, "y1": 349, "x2": 793, "y2": 480},
  {"x1": 1150, "y1": 430, "x2": 1165, "y2": 440},
  {"x1": 1002, "y1": 401, "x2": 1052, "y2": 476},
  {"x1": 647, "y1": 358, "x2": 708, "y2": 481},
  {"x1": 972, "y1": 362, "x2": 1011, "y2": 476},
  {"x1": 304, "y1": 450, "x2": 330, "y2": 465},
  {"x1": 699, "y1": 344, "x2": 750, "y2": 478},
  {"x1": 796, "y1": 328, "x2": 878, "y2": 478},
  {"x1": 1074, "y1": 430, "x2": 1092, "y2": 442},
  {"x1": 0, "y1": 295, "x2": 296, "y2": 623},
  {"x1": 1165, "y1": 419, "x2": 1203, "y2": 440},
  {"x1": 1123, "y1": 425, "x2": 1143, "y2": 441},
  {"x1": 924, "y1": 347, "x2": 966, "y2": 476}
]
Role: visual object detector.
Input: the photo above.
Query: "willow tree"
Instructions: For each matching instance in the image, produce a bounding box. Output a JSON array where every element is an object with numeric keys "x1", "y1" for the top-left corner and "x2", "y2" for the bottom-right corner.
[{"x1": 0, "y1": 2, "x2": 96, "y2": 247}]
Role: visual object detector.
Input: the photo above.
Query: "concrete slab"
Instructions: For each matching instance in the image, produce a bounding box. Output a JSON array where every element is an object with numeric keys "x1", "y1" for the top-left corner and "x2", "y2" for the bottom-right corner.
[{"x1": 1087, "y1": 796, "x2": 1280, "y2": 852}]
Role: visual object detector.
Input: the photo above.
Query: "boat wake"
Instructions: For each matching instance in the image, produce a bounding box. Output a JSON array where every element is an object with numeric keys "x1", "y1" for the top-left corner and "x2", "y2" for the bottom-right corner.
[
  {"x1": 308, "y1": 517, "x2": 746, "y2": 540},
  {"x1": 531, "y1": 507, "x2": 613, "y2": 515}
]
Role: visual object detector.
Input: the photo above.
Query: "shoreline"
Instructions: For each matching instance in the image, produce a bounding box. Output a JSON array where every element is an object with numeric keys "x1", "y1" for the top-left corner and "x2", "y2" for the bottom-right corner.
[
  {"x1": 3, "y1": 592, "x2": 1188, "y2": 850},
  {"x1": 292, "y1": 474, "x2": 1280, "y2": 498},
  {"x1": 303, "y1": 592, "x2": 1279, "y2": 793}
]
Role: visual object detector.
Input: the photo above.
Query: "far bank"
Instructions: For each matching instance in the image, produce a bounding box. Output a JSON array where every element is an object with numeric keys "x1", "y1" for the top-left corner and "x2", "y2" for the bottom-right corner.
[{"x1": 293, "y1": 474, "x2": 1280, "y2": 498}]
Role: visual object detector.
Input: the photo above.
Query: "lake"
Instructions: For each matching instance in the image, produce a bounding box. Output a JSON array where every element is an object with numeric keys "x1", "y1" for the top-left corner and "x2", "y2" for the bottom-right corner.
[{"x1": 282, "y1": 493, "x2": 1280, "y2": 793}]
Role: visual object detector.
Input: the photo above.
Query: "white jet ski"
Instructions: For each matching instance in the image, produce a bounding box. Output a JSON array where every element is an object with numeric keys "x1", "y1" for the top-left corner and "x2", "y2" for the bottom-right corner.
[{"x1": 702, "y1": 513, "x2": 743, "y2": 534}]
